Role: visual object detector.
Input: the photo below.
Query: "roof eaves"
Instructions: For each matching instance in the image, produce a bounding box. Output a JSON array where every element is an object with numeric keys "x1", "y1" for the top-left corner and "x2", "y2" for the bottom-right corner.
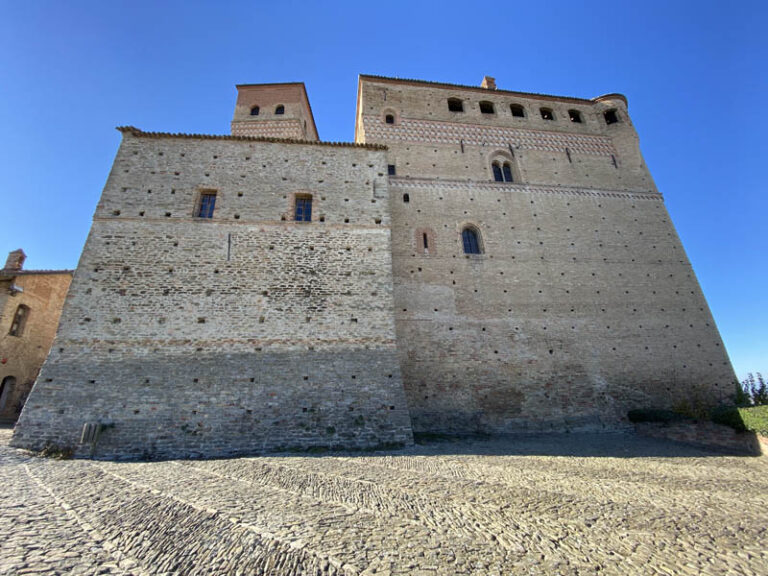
[
  {"x1": 116, "y1": 126, "x2": 387, "y2": 150},
  {"x1": 358, "y1": 74, "x2": 628, "y2": 107}
]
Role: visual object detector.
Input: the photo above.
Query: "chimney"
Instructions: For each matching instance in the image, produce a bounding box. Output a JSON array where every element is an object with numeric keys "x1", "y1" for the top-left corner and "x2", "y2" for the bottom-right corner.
[
  {"x1": 4, "y1": 249, "x2": 26, "y2": 272},
  {"x1": 481, "y1": 76, "x2": 497, "y2": 90}
]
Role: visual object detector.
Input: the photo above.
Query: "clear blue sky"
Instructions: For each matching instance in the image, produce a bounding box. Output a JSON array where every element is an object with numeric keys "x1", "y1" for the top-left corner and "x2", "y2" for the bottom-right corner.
[{"x1": 1, "y1": 1, "x2": 765, "y2": 379}]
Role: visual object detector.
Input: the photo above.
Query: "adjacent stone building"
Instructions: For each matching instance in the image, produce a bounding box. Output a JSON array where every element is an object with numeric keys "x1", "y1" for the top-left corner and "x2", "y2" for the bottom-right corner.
[
  {"x1": 12, "y1": 75, "x2": 736, "y2": 458},
  {"x1": 0, "y1": 250, "x2": 72, "y2": 422}
]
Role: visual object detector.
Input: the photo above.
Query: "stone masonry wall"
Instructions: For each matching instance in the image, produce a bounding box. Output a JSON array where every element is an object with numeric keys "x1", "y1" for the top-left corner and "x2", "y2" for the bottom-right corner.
[
  {"x1": 12, "y1": 132, "x2": 412, "y2": 458},
  {"x1": 357, "y1": 77, "x2": 736, "y2": 433}
]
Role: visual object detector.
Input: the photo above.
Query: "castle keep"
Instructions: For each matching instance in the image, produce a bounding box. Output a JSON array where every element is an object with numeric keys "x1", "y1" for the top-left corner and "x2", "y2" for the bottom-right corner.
[{"x1": 12, "y1": 76, "x2": 736, "y2": 458}]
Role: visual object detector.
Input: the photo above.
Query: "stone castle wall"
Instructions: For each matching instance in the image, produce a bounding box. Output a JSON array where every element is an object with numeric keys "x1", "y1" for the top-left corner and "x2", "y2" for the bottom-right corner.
[
  {"x1": 12, "y1": 131, "x2": 412, "y2": 458},
  {"x1": 356, "y1": 77, "x2": 736, "y2": 433}
]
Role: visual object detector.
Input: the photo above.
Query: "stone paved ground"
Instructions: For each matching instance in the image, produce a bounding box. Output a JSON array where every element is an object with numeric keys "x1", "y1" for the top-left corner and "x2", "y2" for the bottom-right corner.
[{"x1": 1, "y1": 428, "x2": 766, "y2": 575}]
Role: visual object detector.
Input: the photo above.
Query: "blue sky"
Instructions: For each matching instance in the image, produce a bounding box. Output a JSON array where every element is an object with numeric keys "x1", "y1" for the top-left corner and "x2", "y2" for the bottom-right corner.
[{"x1": 1, "y1": 1, "x2": 765, "y2": 378}]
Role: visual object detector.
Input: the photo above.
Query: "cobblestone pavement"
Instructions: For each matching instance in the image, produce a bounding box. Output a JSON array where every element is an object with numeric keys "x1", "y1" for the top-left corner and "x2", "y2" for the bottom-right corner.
[{"x1": 1, "y1": 428, "x2": 766, "y2": 575}]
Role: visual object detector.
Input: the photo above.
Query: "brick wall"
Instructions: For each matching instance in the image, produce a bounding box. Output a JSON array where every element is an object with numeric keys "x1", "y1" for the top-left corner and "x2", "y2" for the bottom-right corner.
[
  {"x1": 357, "y1": 77, "x2": 736, "y2": 433},
  {"x1": 0, "y1": 272, "x2": 72, "y2": 420},
  {"x1": 12, "y1": 133, "x2": 412, "y2": 457}
]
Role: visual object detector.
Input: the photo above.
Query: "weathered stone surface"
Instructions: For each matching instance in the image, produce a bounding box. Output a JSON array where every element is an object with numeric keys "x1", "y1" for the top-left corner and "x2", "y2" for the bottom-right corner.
[
  {"x1": 355, "y1": 76, "x2": 736, "y2": 433},
  {"x1": 2, "y1": 429, "x2": 766, "y2": 575},
  {"x1": 12, "y1": 134, "x2": 412, "y2": 457}
]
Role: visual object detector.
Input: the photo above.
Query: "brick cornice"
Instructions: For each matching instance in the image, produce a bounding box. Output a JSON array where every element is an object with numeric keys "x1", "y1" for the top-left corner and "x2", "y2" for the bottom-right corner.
[{"x1": 388, "y1": 176, "x2": 662, "y2": 201}]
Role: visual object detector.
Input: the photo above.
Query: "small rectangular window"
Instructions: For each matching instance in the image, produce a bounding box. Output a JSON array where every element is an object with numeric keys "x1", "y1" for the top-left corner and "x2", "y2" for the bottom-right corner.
[
  {"x1": 295, "y1": 196, "x2": 312, "y2": 222},
  {"x1": 197, "y1": 193, "x2": 216, "y2": 218},
  {"x1": 388, "y1": 164, "x2": 396, "y2": 176}
]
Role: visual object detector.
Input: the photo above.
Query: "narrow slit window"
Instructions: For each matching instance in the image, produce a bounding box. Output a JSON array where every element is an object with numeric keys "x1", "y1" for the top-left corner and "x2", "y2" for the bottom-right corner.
[
  {"x1": 403, "y1": 193, "x2": 410, "y2": 203},
  {"x1": 462, "y1": 228, "x2": 481, "y2": 255},
  {"x1": 604, "y1": 109, "x2": 619, "y2": 124},
  {"x1": 510, "y1": 104, "x2": 525, "y2": 117},
  {"x1": 8, "y1": 305, "x2": 29, "y2": 337},
  {"x1": 197, "y1": 192, "x2": 216, "y2": 218},
  {"x1": 423, "y1": 233, "x2": 429, "y2": 250},
  {"x1": 275, "y1": 105, "x2": 285, "y2": 115},
  {"x1": 447, "y1": 98, "x2": 464, "y2": 112},
  {"x1": 540, "y1": 107, "x2": 554, "y2": 120},
  {"x1": 388, "y1": 164, "x2": 396, "y2": 176},
  {"x1": 479, "y1": 101, "x2": 495, "y2": 114},
  {"x1": 250, "y1": 106, "x2": 260, "y2": 116},
  {"x1": 295, "y1": 196, "x2": 312, "y2": 222},
  {"x1": 568, "y1": 109, "x2": 582, "y2": 123}
]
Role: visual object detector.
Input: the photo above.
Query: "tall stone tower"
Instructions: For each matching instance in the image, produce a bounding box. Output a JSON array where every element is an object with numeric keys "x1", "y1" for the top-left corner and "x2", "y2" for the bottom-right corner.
[
  {"x1": 231, "y1": 82, "x2": 318, "y2": 140},
  {"x1": 355, "y1": 74, "x2": 736, "y2": 433}
]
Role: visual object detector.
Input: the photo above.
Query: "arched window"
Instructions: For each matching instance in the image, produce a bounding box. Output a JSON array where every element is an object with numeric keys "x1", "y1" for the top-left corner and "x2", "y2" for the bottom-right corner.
[
  {"x1": 0, "y1": 376, "x2": 14, "y2": 411},
  {"x1": 8, "y1": 305, "x2": 29, "y2": 337},
  {"x1": 462, "y1": 227, "x2": 482, "y2": 255},
  {"x1": 540, "y1": 107, "x2": 554, "y2": 120},
  {"x1": 502, "y1": 162, "x2": 513, "y2": 182},
  {"x1": 604, "y1": 109, "x2": 619, "y2": 124},
  {"x1": 479, "y1": 101, "x2": 495, "y2": 114},
  {"x1": 568, "y1": 109, "x2": 582, "y2": 123},
  {"x1": 447, "y1": 98, "x2": 464, "y2": 112},
  {"x1": 403, "y1": 193, "x2": 410, "y2": 203},
  {"x1": 385, "y1": 114, "x2": 395, "y2": 124},
  {"x1": 510, "y1": 103, "x2": 525, "y2": 117},
  {"x1": 492, "y1": 161, "x2": 513, "y2": 183},
  {"x1": 275, "y1": 105, "x2": 285, "y2": 115},
  {"x1": 250, "y1": 106, "x2": 260, "y2": 116}
]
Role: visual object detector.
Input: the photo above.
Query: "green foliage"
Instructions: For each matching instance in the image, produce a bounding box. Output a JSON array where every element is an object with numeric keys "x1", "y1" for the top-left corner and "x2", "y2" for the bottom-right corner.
[
  {"x1": 734, "y1": 373, "x2": 768, "y2": 406},
  {"x1": 627, "y1": 408, "x2": 688, "y2": 424},
  {"x1": 710, "y1": 406, "x2": 747, "y2": 431},
  {"x1": 739, "y1": 406, "x2": 768, "y2": 436},
  {"x1": 711, "y1": 405, "x2": 768, "y2": 436}
]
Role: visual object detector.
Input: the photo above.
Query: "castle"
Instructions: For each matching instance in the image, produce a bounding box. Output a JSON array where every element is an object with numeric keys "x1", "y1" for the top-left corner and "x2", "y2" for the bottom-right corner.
[{"x1": 11, "y1": 75, "x2": 736, "y2": 458}]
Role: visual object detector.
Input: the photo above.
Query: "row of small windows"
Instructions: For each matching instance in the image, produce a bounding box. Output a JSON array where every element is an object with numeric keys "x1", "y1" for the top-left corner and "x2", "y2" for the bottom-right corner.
[
  {"x1": 445, "y1": 98, "x2": 618, "y2": 125},
  {"x1": 195, "y1": 192, "x2": 315, "y2": 223},
  {"x1": 250, "y1": 105, "x2": 285, "y2": 116}
]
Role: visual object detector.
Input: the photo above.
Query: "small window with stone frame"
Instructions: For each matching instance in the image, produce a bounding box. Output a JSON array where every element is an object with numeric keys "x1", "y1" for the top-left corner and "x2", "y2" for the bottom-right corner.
[
  {"x1": 275, "y1": 104, "x2": 285, "y2": 115},
  {"x1": 196, "y1": 192, "x2": 217, "y2": 218},
  {"x1": 294, "y1": 195, "x2": 312, "y2": 222},
  {"x1": 479, "y1": 101, "x2": 495, "y2": 114},
  {"x1": 568, "y1": 109, "x2": 583, "y2": 123},
  {"x1": 604, "y1": 109, "x2": 619, "y2": 124},
  {"x1": 510, "y1": 103, "x2": 525, "y2": 117},
  {"x1": 540, "y1": 107, "x2": 555, "y2": 120},
  {"x1": 447, "y1": 98, "x2": 464, "y2": 112},
  {"x1": 8, "y1": 304, "x2": 29, "y2": 337},
  {"x1": 250, "y1": 105, "x2": 260, "y2": 116}
]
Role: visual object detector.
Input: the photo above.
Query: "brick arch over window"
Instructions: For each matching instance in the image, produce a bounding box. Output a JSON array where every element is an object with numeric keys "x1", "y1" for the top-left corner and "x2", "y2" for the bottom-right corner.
[{"x1": 415, "y1": 227, "x2": 437, "y2": 256}]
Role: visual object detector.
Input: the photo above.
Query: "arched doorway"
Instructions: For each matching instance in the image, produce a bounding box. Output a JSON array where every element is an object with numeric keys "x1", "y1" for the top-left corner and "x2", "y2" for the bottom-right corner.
[{"x1": 0, "y1": 376, "x2": 16, "y2": 412}]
